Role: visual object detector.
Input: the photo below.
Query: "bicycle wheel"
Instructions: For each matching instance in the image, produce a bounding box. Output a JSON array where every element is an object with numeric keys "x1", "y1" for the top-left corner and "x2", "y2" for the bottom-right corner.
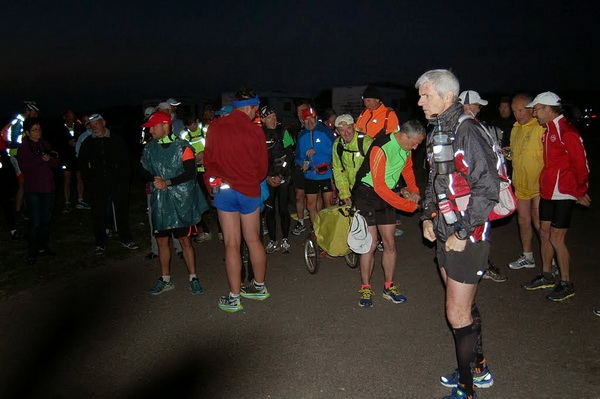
[
  {"x1": 303, "y1": 234, "x2": 319, "y2": 274},
  {"x1": 344, "y1": 252, "x2": 359, "y2": 268}
]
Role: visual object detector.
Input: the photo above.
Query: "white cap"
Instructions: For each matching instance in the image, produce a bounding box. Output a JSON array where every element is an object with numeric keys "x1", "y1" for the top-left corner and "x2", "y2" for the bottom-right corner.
[
  {"x1": 166, "y1": 98, "x2": 181, "y2": 106},
  {"x1": 527, "y1": 91, "x2": 561, "y2": 108},
  {"x1": 347, "y1": 211, "x2": 373, "y2": 255},
  {"x1": 156, "y1": 101, "x2": 171, "y2": 110},
  {"x1": 144, "y1": 106, "x2": 155, "y2": 117},
  {"x1": 334, "y1": 114, "x2": 354, "y2": 127},
  {"x1": 459, "y1": 90, "x2": 488, "y2": 106}
]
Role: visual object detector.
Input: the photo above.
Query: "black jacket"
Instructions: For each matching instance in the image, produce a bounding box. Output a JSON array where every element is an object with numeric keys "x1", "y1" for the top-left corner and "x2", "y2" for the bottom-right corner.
[
  {"x1": 79, "y1": 130, "x2": 131, "y2": 190},
  {"x1": 423, "y1": 103, "x2": 499, "y2": 242}
]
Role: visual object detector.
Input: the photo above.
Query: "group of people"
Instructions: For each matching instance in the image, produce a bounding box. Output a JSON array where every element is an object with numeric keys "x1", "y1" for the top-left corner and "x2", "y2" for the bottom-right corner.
[
  {"x1": 1, "y1": 103, "x2": 139, "y2": 264},
  {"x1": 1, "y1": 68, "x2": 594, "y2": 398}
]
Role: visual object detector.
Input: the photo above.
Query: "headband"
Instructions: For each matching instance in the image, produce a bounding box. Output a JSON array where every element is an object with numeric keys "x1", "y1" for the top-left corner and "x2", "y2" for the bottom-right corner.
[{"x1": 232, "y1": 96, "x2": 260, "y2": 108}]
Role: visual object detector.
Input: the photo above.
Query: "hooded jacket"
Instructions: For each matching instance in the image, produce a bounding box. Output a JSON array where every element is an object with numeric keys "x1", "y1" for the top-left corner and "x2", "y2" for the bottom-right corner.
[
  {"x1": 422, "y1": 103, "x2": 499, "y2": 242},
  {"x1": 539, "y1": 114, "x2": 589, "y2": 200}
]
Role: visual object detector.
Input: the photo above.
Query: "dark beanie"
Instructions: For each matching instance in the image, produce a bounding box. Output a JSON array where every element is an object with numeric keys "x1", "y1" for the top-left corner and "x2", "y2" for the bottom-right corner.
[{"x1": 362, "y1": 85, "x2": 381, "y2": 99}]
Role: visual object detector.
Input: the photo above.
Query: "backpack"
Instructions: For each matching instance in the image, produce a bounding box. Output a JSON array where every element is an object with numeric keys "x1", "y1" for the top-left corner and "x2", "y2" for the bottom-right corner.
[
  {"x1": 454, "y1": 114, "x2": 517, "y2": 221},
  {"x1": 336, "y1": 134, "x2": 367, "y2": 172}
]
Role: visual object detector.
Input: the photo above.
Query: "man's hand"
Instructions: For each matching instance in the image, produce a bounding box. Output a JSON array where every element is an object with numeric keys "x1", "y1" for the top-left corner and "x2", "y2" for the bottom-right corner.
[
  {"x1": 422, "y1": 220, "x2": 436, "y2": 242},
  {"x1": 267, "y1": 175, "x2": 282, "y2": 187},
  {"x1": 577, "y1": 193, "x2": 591, "y2": 207},
  {"x1": 340, "y1": 197, "x2": 352, "y2": 207},
  {"x1": 153, "y1": 176, "x2": 167, "y2": 190},
  {"x1": 306, "y1": 148, "x2": 315, "y2": 158},
  {"x1": 195, "y1": 151, "x2": 204, "y2": 165},
  {"x1": 445, "y1": 234, "x2": 467, "y2": 252}
]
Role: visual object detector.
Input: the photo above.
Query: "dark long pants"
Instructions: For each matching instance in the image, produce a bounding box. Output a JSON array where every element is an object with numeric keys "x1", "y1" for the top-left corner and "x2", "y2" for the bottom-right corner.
[
  {"x1": 24, "y1": 192, "x2": 55, "y2": 255},
  {"x1": 89, "y1": 184, "x2": 131, "y2": 246}
]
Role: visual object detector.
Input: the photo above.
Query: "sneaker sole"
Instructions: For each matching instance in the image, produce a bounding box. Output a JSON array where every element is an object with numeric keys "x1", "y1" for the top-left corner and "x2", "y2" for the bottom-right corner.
[
  {"x1": 440, "y1": 377, "x2": 494, "y2": 389},
  {"x1": 359, "y1": 301, "x2": 373, "y2": 308},
  {"x1": 482, "y1": 275, "x2": 508, "y2": 283},
  {"x1": 148, "y1": 285, "x2": 174, "y2": 295},
  {"x1": 508, "y1": 263, "x2": 535, "y2": 270},
  {"x1": 546, "y1": 292, "x2": 575, "y2": 302},
  {"x1": 382, "y1": 294, "x2": 407, "y2": 304},
  {"x1": 523, "y1": 283, "x2": 556, "y2": 291},
  {"x1": 219, "y1": 304, "x2": 244, "y2": 313},
  {"x1": 240, "y1": 292, "x2": 270, "y2": 300}
]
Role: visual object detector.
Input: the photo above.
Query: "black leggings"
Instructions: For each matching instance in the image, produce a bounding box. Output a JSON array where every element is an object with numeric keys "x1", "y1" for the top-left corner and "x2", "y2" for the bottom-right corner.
[{"x1": 265, "y1": 181, "x2": 291, "y2": 241}]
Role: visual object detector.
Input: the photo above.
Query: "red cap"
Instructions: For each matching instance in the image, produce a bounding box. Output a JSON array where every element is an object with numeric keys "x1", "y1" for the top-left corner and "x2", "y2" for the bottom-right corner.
[
  {"x1": 301, "y1": 107, "x2": 316, "y2": 120},
  {"x1": 142, "y1": 112, "x2": 172, "y2": 128}
]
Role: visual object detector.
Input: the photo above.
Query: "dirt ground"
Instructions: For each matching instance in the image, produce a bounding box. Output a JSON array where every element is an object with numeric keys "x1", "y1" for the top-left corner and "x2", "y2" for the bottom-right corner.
[{"x1": 1, "y1": 201, "x2": 599, "y2": 398}]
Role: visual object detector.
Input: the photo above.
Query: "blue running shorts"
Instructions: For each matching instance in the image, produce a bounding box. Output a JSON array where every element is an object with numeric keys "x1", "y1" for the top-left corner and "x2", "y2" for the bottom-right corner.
[{"x1": 214, "y1": 187, "x2": 260, "y2": 215}]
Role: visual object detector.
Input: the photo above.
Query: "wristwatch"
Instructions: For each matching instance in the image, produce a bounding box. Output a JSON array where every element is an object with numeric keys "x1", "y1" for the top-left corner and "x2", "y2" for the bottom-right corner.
[{"x1": 455, "y1": 228, "x2": 469, "y2": 240}]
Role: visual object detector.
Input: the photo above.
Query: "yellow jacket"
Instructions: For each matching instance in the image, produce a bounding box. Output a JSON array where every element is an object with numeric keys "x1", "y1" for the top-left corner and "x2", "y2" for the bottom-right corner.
[{"x1": 510, "y1": 118, "x2": 545, "y2": 200}]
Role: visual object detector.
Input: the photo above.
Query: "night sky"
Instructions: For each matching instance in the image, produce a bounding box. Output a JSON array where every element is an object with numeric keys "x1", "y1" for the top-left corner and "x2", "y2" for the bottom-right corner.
[{"x1": 1, "y1": 0, "x2": 599, "y2": 117}]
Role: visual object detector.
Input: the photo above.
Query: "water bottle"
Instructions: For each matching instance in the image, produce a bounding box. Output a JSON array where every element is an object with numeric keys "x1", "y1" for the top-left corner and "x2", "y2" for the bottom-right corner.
[{"x1": 437, "y1": 193, "x2": 457, "y2": 225}]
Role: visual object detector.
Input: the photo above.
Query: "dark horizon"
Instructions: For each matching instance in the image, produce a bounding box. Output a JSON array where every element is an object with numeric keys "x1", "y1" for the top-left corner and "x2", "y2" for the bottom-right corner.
[{"x1": 1, "y1": 0, "x2": 599, "y2": 118}]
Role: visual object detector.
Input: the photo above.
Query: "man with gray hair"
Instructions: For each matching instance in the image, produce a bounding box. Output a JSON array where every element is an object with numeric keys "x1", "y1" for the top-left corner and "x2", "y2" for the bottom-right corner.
[{"x1": 417, "y1": 69, "x2": 499, "y2": 399}]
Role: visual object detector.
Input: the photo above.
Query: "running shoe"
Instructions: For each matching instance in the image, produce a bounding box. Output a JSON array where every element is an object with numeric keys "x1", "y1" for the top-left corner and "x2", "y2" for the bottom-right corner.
[
  {"x1": 359, "y1": 287, "x2": 375, "y2": 308},
  {"x1": 265, "y1": 240, "x2": 279, "y2": 254},
  {"x1": 148, "y1": 278, "x2": 174, "y2": 295},
  {"x1": 10, "y1": 230, "x2": 24, "y2": 240},
  {"x1": 194, "y1": 232, "x2": 212, "y2": 242},
  {"x1": 546, "y1": 280, "x2": 575, "y2": 302},
  {"x1": 94, "y1": 245, "x2": 106, "y2": 256},
  {"x1": 443, "y1": 386, "x2": 478, "y2": 399},
  {"x1": 219, "y1": 294, "x2": 243, "y2": 313},
  {"x1": 281, "y1": 238, "x2": 291, "y2": 253},
  {"x1": 482, "y1": 263, "x2": 508, "y2": 283},
  {"x1": 440, "y1": 362, "x2": 494, "y2": 388},
  {"x1": 240, "y1": 282, "x2": 270, "y2": 300},
  {"x1": 75, "y1": 200, "x2": 91, "y2": 210},
  {"x1": 62, "y1": 202, "x2": 72, "y2": 214},
  {"x1": 522, "y1": 274, "x2": 556, "y2": 291},
  {"x1": 508, "y1": 254, "x2": 535, "y2": 269},
  {"x1": 190, "y1": 278, "x2": 204, "y2": 295},
  {"x1": 382, "y1": 284, "x2": 407, "y2": 304},
  {"x1": 122, "y1": 241, "x2": 139, "y2": 250},
  {"x1": 377, "y1": 240, "x2": 384, "y2": 252},
  {"x1": 292, "y1": 222, "x2": 306, "y2": 236},
  {"x1": 145, "y1": 252, "x2": 158, "y2": 260},
  {"x1": 593, "y1": 308, "x2": 600, "y2": 317}
]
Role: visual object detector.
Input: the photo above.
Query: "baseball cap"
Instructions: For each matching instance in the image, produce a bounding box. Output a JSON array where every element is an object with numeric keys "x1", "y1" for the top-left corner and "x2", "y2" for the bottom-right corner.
[
  {"x1": 144, "y1": 106, "x2": 155, "y2": 118},
  {"x1": 347, "y1": 211, "x2": 372, "y2": 254},
  {"x1": 156, "y1": 102, "x2": 171, "y2": 110},
  {"x1": 458, "y1": 90, "x2": 488, "y2": 106},
  {"x1": 334, "y1": 114, "x2": 354, "y2": 127},
  {"x1": 527, "y1": 91, "x2": 561, "y2": 108},
  {"x1": 142, "y1": 112, "x2": 172, "y2": 128},
  {"x1": 301, "y1": 107, "x2": 316, "y2": 120},
  {"x1": 362, "y1": 85, "x2": 381, "y2": 100},
  {"x1": 216, "y1": 105, "x2": 233, "y2": 116},
  {"x1": 166, "y1": 98, "x2": 181, "y2": 106},
  {"x1": 88, "y1": 114, "x2": 104, "y2": 122}
]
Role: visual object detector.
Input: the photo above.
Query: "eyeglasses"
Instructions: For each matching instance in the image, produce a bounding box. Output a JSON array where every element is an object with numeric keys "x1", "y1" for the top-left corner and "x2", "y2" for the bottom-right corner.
[{"x1": 532, "y1": 106, "x2": 546, "y2": 113}]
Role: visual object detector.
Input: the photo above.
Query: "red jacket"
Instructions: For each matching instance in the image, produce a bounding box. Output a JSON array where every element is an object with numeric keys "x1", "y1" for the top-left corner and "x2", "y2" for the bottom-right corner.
[
  {"x1": 203, "y1": 109, "x2": 268, "y2": 197},
  {"x1": 540, "y1": 115, "x2": 589, "y2": 200}
]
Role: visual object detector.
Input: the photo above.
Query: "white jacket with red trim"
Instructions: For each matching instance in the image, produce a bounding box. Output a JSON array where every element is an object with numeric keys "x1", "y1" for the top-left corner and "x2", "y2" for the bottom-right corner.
[{"x1": 540, "y1": 115, "x2": 589, "y2": 200}]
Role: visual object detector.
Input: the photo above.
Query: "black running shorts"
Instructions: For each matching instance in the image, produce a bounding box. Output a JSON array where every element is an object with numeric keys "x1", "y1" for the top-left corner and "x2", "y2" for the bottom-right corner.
[
  {"x1": 437, "y1": 240, "x2": 490, "y2": 284},
  {"x1": 539, "y1": 198, "x2": 575, "y2": 229}
]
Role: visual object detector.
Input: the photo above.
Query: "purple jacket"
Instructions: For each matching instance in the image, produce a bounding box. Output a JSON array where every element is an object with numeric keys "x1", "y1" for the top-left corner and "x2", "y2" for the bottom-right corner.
[{"x1": 17, "y1": 137, "x2": 60, "y2": 193}]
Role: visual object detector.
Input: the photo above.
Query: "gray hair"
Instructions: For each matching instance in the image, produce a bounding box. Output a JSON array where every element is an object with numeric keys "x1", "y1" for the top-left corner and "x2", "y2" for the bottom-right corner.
[
  {"x1": 512, "y1": 92, "x2": 533, "y2": 104},
  {"x1": 400, "y1": 119, "x2": 426, "y2": 138},
  {"x1": 415, "y1": 69, "x2": 460, "y2": 102}
]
